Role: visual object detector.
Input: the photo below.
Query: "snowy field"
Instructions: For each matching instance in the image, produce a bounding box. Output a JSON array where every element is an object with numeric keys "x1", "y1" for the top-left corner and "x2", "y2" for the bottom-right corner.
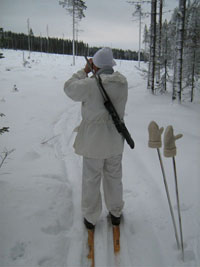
[{"x1": 0, "y1": 49, "x2": 200, "y2": 267}]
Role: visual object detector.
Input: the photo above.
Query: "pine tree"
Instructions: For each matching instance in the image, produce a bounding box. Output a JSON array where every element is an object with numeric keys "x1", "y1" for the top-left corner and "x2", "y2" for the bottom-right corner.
[
  {"x1": 161, "y1": 20, "x2": 171, "y2": 91},
  {"x1": 156, "y1": 0, "x2": 163, "y2": 83},
  {"x1": 184, "y1": 0, "x2": 200, "y2": 102},
  {"x1": 132, "y1": 3, "x2": 143, "y2": 67},
  {"x1": 59, "y1": 0, "x2": 87, "y2": 65},
  {"x1": 148, "y1": 0, "x2": 157, "y2": 93},
  {"x1": 172, "y1": 0, "x2": 186, "y2": 101},
  {"x1": 144, "y1": 0, "x2": 200, "y2": 101},
  {"x1": 128, "y1": 1, "x2": 150, "y2": 67}
]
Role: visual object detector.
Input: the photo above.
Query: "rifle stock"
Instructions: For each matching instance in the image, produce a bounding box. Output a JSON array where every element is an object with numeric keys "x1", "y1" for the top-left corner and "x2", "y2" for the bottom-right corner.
[{"x1": 104, "y1": 100, "x2": 135, "y2": 149}]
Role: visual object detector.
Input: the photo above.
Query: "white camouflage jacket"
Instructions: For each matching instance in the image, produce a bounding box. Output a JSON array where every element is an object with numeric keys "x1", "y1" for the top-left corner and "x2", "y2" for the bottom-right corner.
[{"x1": 64, "y1": 68, "x2": 128, "y2": 159}]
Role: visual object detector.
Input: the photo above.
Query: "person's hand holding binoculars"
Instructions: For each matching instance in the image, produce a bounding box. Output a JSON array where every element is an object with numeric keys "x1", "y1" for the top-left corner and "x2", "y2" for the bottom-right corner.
[{"x1": 84, "y1": 58, "x2": 93, "y2": 74}]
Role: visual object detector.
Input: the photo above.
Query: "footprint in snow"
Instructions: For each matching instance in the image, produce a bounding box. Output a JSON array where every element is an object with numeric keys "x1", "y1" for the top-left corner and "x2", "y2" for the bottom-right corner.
[
  {"x1": 41, "y1": 173, "x2": 64, "y2": 183},
  {"x1": 23, "y1": 150, "x2": 40, "y2": 161},
  {"x1": 177, "y1": 250, "x2": 196, "y2": 262},
  {"x1": 174, "y1": 203, "x2": 192, "y2": 212},
  {"x1": 10, "y1": 241, "x2": 26, "y2": 261},
  {"x1": 124, "y1": 189, "x2": 139, "y2": 198},
  {"x1": 41, "y1": 220, "x2": 67, "y2": 235},
  {"x1": 38, "y1": 257, "x2": 53, "y2": 266}
]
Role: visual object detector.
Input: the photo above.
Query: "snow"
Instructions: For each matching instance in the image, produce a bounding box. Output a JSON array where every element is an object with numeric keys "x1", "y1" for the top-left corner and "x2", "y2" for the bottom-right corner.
[{"x1": 0, "y1": 49, "x2": 200, "y2": 267}]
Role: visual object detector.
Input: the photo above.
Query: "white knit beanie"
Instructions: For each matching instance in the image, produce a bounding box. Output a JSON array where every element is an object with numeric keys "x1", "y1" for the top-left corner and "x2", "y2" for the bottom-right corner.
[{"x1": 93, "y1": 47, "x2": 116, "y2": 68}]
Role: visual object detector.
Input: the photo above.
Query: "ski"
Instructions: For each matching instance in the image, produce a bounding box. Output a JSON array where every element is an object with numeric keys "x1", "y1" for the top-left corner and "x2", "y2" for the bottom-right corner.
[
  {"x1": 86, "y1": 219, "x2": 120, "y2": 266},
  {"x1": 87, "y1": 229, "x2": 95, "y2": 267},
  {"x1": 113, "y1": 225, "x2": 120, "y2": 254}
]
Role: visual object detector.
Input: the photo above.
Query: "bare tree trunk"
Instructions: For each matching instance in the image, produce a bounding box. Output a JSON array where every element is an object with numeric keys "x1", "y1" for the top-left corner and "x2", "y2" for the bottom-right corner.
[
  {"x1": 172, "y1": 33, "x2": 177, "y2": 100},
  {"x1": 157, "y1": 0, "x2": 163, "y2": 83},
  {"x1": 164, "y1": 29, "x2": 168, "y2": 91},
  {"x1": 191, "y1": 49, "x2": 196, "y2": 102},
  {"x1": 72, "y1": 2, "x2": 75, "y2": 65},
  {"x1": 138, "y1": 2, "x2": 141, "y2": 68},
  {"x1": 148, "y1": 0, "x2": 157, "y2": 93},
  {"x1": 173, "y1": 0, "x2": 186, "y2": 102},
  {"x1": 46, "y1": 25, "x2": 49, "y2": 53},
  {"x1": 27, "y1": 18, "x2": 31, "y2": 58},
  {"x1": 40, "y1": 33, "x2": 43, "y2": 53},
  {"x1": 63, "y1": 34, "x2": 65, "y2": 55}
]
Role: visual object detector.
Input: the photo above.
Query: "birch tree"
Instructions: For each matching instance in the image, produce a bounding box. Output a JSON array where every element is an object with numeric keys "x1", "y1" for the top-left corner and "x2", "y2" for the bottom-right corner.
[{"x1": 59, "y1": 0, "x2": 87, "y2": 65}]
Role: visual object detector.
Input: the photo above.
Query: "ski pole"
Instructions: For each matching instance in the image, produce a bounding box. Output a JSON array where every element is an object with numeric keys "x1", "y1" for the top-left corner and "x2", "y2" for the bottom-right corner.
[
  {"x1": 172, "y1": 157, "x2": 184, "y2": 261},
  {"x1": 157, "y1": 148, "x2": 180, "y2": 249},
  {"x1": 164, "y1": 125, "x2": 184, "y2": 260},
  {"x1": 148, "y1": 121, "x2": 180, "y2": 249}
]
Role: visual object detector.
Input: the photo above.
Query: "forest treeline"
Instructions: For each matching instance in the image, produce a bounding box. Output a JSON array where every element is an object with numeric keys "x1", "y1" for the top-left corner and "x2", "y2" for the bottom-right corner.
[
  {"x1": 0, "y1": 29, "x2": 145, "y2": 61},
  {"x1": 143, "y1": 0, "x2": 200, "y2": 101}
]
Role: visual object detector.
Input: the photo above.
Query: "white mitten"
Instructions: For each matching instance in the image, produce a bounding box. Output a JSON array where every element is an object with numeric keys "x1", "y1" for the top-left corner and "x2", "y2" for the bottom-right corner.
[
  {"x1": 148, "y1": 121, "x2": 164, "y2": 148},
  {"x1": 164, "y1": 126, "x2": 183, "y2": 157}
]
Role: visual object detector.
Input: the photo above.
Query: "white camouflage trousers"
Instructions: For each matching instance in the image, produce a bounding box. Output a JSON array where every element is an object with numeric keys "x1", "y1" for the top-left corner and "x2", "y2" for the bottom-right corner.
[{"x1": 82, "y1": 154, "x2": 124, "y2": 225}]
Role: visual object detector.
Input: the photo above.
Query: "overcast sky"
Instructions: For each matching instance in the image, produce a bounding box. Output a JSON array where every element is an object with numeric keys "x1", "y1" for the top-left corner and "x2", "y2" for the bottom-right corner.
[{"x1": 0, "y1": 0, "x2": 178, "y2": 51}]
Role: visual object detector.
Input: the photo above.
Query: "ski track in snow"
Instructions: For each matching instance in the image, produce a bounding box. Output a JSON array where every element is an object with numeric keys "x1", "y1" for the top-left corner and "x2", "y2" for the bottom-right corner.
[
  {"x1": 53, "y1": 101, "x2": 139, "y2": 266},
  {"x1": 53, "y1": 100, "x2": 139, "y2": 267},
  {"x1": 53, "y1": 103, "x2": 166, "y2": 266},
  {"x1": 121, "y1": 149, "x2": 166, "y2": 267},
  {"x1": 53, "y1": 103, "x2": 85, "y2": 266}
]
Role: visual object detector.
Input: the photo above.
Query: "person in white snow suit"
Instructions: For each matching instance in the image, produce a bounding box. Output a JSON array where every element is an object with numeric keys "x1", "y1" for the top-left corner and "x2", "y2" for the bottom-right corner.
[{"x1": 64, "y1": 47, "x2": 128, "y2": 230}]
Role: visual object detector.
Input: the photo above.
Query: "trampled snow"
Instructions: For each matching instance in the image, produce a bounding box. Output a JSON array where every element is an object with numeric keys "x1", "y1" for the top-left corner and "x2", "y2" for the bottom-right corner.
[{"x1": 0, "y1": 49, "x2": 200, "y2": 267}]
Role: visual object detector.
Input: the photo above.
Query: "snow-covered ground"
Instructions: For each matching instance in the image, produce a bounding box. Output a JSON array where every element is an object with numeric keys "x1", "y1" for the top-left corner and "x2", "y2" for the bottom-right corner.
[{"x1": 0, "y1": 49, "x2": 200, "y2": 267}]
